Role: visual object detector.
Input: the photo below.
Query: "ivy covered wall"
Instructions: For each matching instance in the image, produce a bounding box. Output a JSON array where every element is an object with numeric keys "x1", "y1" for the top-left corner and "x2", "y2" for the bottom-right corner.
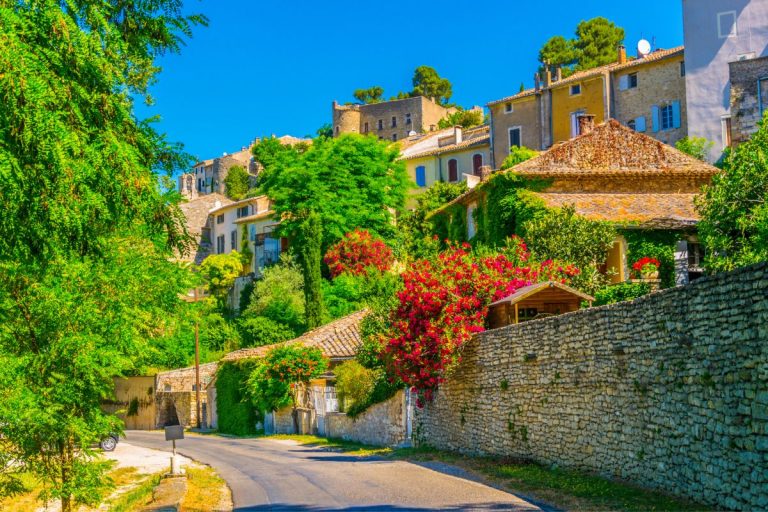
[{"x1": 216, "y1": 360, "x2": 260, "y2": 436}]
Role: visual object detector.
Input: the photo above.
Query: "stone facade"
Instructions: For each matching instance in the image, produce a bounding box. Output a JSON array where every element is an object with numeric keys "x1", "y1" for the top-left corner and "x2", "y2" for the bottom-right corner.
[
  {"x1": 488, "y1": 93, "x2": 543, "y2": 167},
  {"x1": 326, "y1": 390, "x2": 410, "y2": 447},
  {"x1": 729, "y1": 56, "x2": 768, "y2": 146},
  {"x1": 332, "y1": 96, "x2": 455, "y2": 142},
  {"x1": 416, "y1": 262, "x2": 768, "y2": 511}
]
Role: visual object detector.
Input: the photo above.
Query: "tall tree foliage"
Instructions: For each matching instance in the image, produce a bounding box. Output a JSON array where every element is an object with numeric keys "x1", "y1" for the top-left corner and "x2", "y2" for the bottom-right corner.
[
  {"x1": 538, "y1": 17, "x2": 624, "y2": 76},
  {"x1": 353, "y1": 86, "x2": 384, "y2": 104},
  {"x1": 298, "y1": 212, "x2": 325, "y2": 330},
  {"x1": 0, "y1": 1, "x2": 205, "y2": 508},
  {"x1": 224, "y1": 165, "x2": 250, "y2": 200},
  {"x1": 258, "y1": 134, "x2": 409, "y2": 253},
  {"x1": 411, "y1": 65, "x2": 453, "y2": 105},
  {"x1": 696, "y1": 119, "x2": 768, "y2": 272}
]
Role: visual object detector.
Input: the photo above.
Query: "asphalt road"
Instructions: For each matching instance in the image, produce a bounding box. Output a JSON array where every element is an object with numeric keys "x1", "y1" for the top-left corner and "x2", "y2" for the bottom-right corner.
[{"x1": 125, "y1": 431, "x2": 543, "y2": 511}]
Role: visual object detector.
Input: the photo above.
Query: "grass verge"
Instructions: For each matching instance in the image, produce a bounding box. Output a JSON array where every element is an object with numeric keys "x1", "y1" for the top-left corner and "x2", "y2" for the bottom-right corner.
[
  {"x1": 182, "y1": 465, "x2": 232, "y2": 511},
  {"x1": 107, "y1": 472, "x2": 162, "y2": 512}
]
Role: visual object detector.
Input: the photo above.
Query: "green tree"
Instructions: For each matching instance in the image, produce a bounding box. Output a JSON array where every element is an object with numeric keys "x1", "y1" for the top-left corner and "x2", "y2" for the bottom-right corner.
[
  {"x1": 539, "y1": 35, "x2": 579, "y2": 76},
  {"x1": 316, "y1": 124, "x2": 334, "y2": 139},
  {"x1": 0, "y1": 1, "x2": 204, "y2": 508},
  {"x1": 259, "y1": 134, "x2": 409, "y2": 253},
  {"x1": 353, "y1": 86, "x2": 384, "y2": 104},
  {"x1": 411, "y1": 66, "x2": 453, "y2": 105},
  {"x1": 246, "y1": 345, "x2": 328, "y2": 433},
  {"x1": 224, "y1": 165, "x2": 250, "y2": 200},
  {"x1": 521, "y1": 205, "x2": 617, "y2": 293},
  {"x1": 333, "y1": 360, "x2": 376, "y2": 412},
  {"x1": 675, "y1": 137, "x2": 714, "y2": 161},
  {"x1": 500, "y1": 146, "x2": 539, "y2": 169},
  {"x1": 437, "y1": 109, "x2": 484, "y2": 130},
  {"x1": 573, "y1": 17, "x2": 625, "y2": 71},
  {"x1": 238, "y1": 316, "x2": 295, "y2": 347},
  {"x1": 244, "y1": 255, "x2": 305, "y2": 334},
  {"x1": 696, "y1": 119, "x2": 768, "y2": 272},
  {"x1": 251, "y1": 136, "x2": 307, "y2": 175},
  {"x1": 199, "y1": 252, "x2": 243, "y2": 312},
  {"x1": 298, "y1": 212, "x2": 324, "y2": 329}
]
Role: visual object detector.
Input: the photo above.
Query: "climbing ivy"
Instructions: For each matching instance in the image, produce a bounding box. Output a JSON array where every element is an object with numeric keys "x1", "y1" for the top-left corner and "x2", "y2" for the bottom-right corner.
[
  {"x1": 622, "y1": 229, "x2": 680, "y2": 288},
  {"x1": 216, "y1": 360, "x2": 260, "y2": 436}
]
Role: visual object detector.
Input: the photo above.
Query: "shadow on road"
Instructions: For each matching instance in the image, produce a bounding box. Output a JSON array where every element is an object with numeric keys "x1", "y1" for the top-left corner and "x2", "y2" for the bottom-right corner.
[{"x1": 235, "y1": 503, "x2": 521, "y2": 511}]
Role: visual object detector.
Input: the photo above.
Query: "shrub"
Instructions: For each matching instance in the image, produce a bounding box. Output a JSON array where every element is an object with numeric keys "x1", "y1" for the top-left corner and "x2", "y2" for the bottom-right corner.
[
  {"x1": 593, "y1": 282, "x2": 651, "y2": 306},
  {"x1": 244, "y1": 255, "x2": 305, "y2": 334},
  {"x1": 324, "y1": 229, "x2": 393, "y2": 278},
  {"x1": 238, "y1": 316, "x2": 295, "y2": 348},
  {"x1": 333, "y1": 361, "x2": 376, "y2": 412},
  {"x1": 675, "y1": 137, "x2": 713, "y2": 161},
  {"x1": 216, "y1": 361, "x2": 260, "y2": 436},
  {"x1": 500, "y1": 146, "x2": 538, "y2": 169}
]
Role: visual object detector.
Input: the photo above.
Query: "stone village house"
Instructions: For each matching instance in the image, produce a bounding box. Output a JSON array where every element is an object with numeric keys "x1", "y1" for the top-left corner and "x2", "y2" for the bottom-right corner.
[{"x1": 430, "y1": 118, "x2": 720, "y2": 286}]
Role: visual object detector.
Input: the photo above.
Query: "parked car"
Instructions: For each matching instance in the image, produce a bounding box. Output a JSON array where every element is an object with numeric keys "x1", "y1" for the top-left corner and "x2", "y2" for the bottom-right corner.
[{"x1": 99, "y1": 434, "x2": 119, "y2": 452}]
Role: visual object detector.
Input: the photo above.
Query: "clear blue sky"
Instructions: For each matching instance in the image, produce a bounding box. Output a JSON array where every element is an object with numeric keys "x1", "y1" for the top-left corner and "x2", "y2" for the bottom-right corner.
[{"x1": 138, "y1": 0, "x2": 684, "y2": 164}]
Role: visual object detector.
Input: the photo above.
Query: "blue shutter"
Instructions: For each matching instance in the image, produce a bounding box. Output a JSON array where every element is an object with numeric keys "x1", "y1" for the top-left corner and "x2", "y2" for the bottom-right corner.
[
  {"x1": 415, "y1": 166, "x2": 426, "y2": 187},
  {"x1": 635, "y1": 116, "x2": 647, "y2": 132},
  {"x1": 672, "y1": 101, "x2": 681, "y2": 129},
  {"x1": 651, "y1": 105, "x2": 660, "y2": 132},
  {"x1": 619, "y1": 75, "x2": 629, "y2": 91}
]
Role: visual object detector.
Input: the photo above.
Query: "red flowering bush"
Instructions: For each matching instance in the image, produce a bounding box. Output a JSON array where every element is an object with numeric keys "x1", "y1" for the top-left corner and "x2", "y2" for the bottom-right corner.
[
  {"x1": 324, "y1": 229, "x2": 394, "y2": 278},
  {"x1": 632, "y1": 256, "x2": 661, "y2": 276},
  {"x1": 384, "y1": 238, "x2": 579, "y2": 406}
]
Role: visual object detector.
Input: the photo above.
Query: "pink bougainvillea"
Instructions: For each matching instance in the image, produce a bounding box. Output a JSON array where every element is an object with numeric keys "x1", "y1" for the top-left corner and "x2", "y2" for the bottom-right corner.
[
  {"x1": 324, "y1": 229, "x2": 394, "y2": 278},
  {"x1": 384, "y1": 238, "x2": 579, "y2": 406}
]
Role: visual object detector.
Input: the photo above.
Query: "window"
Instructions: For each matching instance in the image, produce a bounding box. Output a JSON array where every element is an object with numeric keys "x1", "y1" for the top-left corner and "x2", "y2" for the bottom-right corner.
[
  {"x1": 505, "y1": 102, "x2": 513, "y2": 113},
  {"x1": 236, "y1": 206, "x2": 250, "y2": 218},
  {"x1": 216, "y1": 214, "x2": 224, "y2": 224},
  {"x1": 718, "y1": 11, "x2": 737, "y2": 39},
  {"x1": 660, "y1": 104, "x2": 674, "y2": 130},
  {"x1": 508, "y1": 127, "x2": 521, "y2": 150},
  {"x1": 405, "y1": 113, "x2": 412, "y2": 125},
  {"x1": 364, "y1": 122, "x2": 369, "y2": 133},
  {"x1": 448, "y1": 159, "x2": 458, "y2": 182},
  {"x1": 628, "y1": 73, "x2": 638, "y2": 89},
  {"x1": 570, "y1": 110, "x2": 585, "y2": 137},
  {"x1": 415, "y1": 165, "x2": 426, "y2": 187},
  {"x1": 627, "y1": 119, "x2": 636, "y2": 131},
  {"x1": 391, "y1": 116, "x2": 397, "y2": 128},
  {"x1": 391, "y1": 133, "x2": 398, "y2": 141},
  {"x1": 472, "y1": 154, "x2": 483, "y2": 176},
  {"x1": 231, "y1": 230, "x2": 237, "y2": 251},
  {"x1": 570, "y1": 84, "x2": 581, "y2": 96},
  {"x1": 377, "y1": 119, "x2": 383, "y2": 130},
  {"x1": 216, "y1": 235, "x2": 225, "y2": 254},
  {"x1": 680, "y1": 61, "x2": 686, "y2": 77}
]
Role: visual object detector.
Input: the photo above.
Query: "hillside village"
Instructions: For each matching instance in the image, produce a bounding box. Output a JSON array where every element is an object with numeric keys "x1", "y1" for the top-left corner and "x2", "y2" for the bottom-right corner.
[{"x1": 1, "y1": 1, "x2": 767, "y2": 511}]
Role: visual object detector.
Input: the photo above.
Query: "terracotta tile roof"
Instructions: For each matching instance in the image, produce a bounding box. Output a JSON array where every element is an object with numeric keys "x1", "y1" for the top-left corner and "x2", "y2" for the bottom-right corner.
[
  {"x1": 513, "y1": 120, "x2": 719, "y2": 178},
  {"x1": 533, "y1": 192, "x2": 701, "y2": 227},
  {"x1": 222, "y1": 310, "x2": 368, "y2": 362},
  {"x1": 209, "y1": 195, "x2": 265, "y2": 215},
  {"x1": 487, "y1": 46, "x2": 684, "y2": 106},
  {"x1": 233, "y1": 210, "x2": 275, "y2": 224},
  {"x1": 490, "y1": 281, "x2": 594, "y2": 307},
  {"x1": 401, "y1": 133, "x2": 490, "y2": 161},
  {"x1": 156, "y1": 362, "x2": 219, "y2": 392}
]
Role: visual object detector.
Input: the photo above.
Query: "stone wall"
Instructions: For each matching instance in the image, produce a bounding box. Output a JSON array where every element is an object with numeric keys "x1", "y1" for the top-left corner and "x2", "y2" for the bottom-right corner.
[
  {"x1": 416, "y1": 263, "x2": 768, "y2": 511},
  {"x1": 730, "y1": 56, "x2": 768, "y2": 146},
  {"x1": 326, "y1": 390, "x2": 409, "y2": 447}
]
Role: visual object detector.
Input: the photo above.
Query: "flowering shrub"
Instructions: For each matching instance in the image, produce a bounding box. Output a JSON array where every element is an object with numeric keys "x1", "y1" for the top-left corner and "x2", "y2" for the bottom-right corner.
[
  {"x1": 632, "y1": 256, "x2": 661, "y2": 277},
  {"x1": 384, "y1": 239, "x2": 579, "y2": 406},
  {"x1": 324, "y1": 229, "x2": 394, "y2": 278}
]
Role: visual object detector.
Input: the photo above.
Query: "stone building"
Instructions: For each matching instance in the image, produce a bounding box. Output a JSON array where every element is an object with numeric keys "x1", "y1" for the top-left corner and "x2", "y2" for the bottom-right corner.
[
  {"x1": 728, "y1": 55, "x2": 768, "y2": 146},
  {"x1": 487, "y1": 45, "x2": 686, "y2": 168},
  {"x1": 177, "y1": 193, "x2": 233, "y2": 265},
  {"x1": 150, "y1": 363, "x2": 219, "y2": 429},
  {"x1": 399, "y1": 125, "x2": 490, "y2": 190},
  {"x1": 431, "y1": 119, "x2": 719, "y2": 285},
  {"x1": 332, "y1": 96, "x2": 456, "y2": 142},
  {"x1": 683, "y1": 0, "x2": 768, "y2": 160}
]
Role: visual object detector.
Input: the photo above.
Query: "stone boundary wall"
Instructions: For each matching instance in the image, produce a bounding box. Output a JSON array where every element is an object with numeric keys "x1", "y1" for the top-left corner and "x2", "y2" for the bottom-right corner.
[
  {"x1": 326, "y1": 391, "x2": 408, "y2": 447},
  {"x1": 416, "y1": 263, "x2": 768, "y2": 511}
]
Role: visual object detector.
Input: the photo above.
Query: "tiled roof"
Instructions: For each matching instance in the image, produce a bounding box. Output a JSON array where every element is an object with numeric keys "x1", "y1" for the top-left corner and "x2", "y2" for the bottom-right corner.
[
  {"x1": 487, "y1": 46, "x2": 684, "y2": 106},
  {"x1": 156, "y1": 362, "x2": 219, "y2": 392},
  {"x1": 533, "y1": 192, "x2": 701, "y2": 227},
  {"x1": 209, "y1": 195, "x2": 266, "y2": 215},
  {"x1": 401, "y1": 133, "x2": 490, "y2": 161},
  {"x1": 513, "y1": 120, "x2": 718, "y2": 178},
  {"x1": 233, "y1": 210, "x2": 275, "y2": 224},
  {"x1": 490, "y1": 281, "x2": 594, "y2": 307},
  {"x1": 222, "y1": 310, "x2": 368, "y2": 362}
]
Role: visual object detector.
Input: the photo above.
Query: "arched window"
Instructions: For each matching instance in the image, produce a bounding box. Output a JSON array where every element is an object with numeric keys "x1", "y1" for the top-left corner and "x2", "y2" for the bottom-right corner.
[
  {"x1": 415, "y1": 166, "x2": 426, "y2": 187},
  {"x1": 472, "y1": 154, "x2": 483, "y2": 176},
  {"x1": 448, "y1": 159, "x2": 458, "y2": 182}
]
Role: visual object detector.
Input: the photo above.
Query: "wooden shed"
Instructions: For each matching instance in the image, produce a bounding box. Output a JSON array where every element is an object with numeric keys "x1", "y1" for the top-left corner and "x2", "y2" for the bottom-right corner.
[{"x1": 487, "y1": 281, "x2": 595, "y2": 329}]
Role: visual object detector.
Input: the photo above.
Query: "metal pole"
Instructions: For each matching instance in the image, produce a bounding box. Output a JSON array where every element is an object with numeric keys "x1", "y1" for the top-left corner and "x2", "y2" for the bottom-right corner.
[{"x1": 194, "y1": 288, "x2": 201, "y2": 429}]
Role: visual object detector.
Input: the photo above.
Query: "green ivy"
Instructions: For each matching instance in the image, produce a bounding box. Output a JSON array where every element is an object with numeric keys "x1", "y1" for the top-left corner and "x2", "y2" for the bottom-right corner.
[
  {"x1": 216, "y1": 360, "x2": 260, "y2": 436},
  {"x1": 622, "y1": 229, "x2": 680, "y2": 288},
  {"x1": 448, "y1": 205, "x2": 467, "y2": 243},
  {"x1": 593, "y1": 282, "x2": 652, "y2": 306}
]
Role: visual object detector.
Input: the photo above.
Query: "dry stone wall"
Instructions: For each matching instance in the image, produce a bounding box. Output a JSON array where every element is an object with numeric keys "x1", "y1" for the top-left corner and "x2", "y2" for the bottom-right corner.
[
  {"x1": 416, "y1": 263, "x2": 768, "y2": 511},
  {"x1": 326, "y1": 391, "x2": 408, "y2": 447}
]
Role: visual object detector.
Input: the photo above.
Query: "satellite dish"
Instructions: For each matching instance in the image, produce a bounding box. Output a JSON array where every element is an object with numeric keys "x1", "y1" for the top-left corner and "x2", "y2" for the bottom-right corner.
[
  {"x1": 637, "y1": 39, "x2": 652, "y2": 58},
  {"x1": 408, "y1": 130, "x2": 417, "y2": 137}
]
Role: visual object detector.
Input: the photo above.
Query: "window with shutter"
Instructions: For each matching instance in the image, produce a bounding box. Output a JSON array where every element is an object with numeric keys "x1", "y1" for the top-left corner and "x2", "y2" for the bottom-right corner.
[
  {"x1": 472, "y1": 154, "x2": 483, "y2": 176},
  {"x1": 448, "y1": 159, "x2": 458, "y2": 182},
  {"x1": 415, "y1": 166, "x2": 426, "y2": 187},
  {"x1": 508, "y1": 127, "x2": 521, "y2": 150},
  {"x1": 635, "y1": 116, "x2": 647, "y2": 132}
]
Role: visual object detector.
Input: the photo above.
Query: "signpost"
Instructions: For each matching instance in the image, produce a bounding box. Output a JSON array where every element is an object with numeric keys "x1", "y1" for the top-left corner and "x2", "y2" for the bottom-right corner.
[{"x1": 164, "y1": 425, "x2": 185, "y2": 475}]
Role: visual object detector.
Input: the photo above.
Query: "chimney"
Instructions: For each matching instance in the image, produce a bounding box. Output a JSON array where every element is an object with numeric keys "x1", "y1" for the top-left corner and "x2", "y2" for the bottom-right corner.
[
  {"x1": 618, "y1": 45, "x2": 627, "y2": 64},
  {"x1": 545, "y1": 68, "x2": 552, "y2": 88},
  {"x1": 577, "y1": 114, "x2": 596, "y2": 135},
  {"x1": 453, "y1": 126, "x2": 463, "y2": 144},
  {"x1": 534, "y1": 72, "x2": 541, "y2": 91},
  {"x1": 555, "y1": 67, "x2": 562, "y2": 82}
]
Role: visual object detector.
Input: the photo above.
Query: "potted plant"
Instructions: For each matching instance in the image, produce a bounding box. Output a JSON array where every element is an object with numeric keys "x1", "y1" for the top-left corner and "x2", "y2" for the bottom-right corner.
[{"x1": 633, "y1": 257, "x2": 661, "y2": 280}]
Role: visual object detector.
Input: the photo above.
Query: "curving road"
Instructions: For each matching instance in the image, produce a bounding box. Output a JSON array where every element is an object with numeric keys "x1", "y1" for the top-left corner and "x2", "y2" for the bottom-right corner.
[{"x1": 125, "y1": 431, "x2": 544, "y2": 511}]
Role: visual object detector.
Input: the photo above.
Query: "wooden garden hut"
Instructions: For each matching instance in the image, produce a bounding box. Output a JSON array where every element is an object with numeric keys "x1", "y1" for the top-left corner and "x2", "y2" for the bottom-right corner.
[{"x1": 487, "y1": 281, "x2": 595, "y2": 329}]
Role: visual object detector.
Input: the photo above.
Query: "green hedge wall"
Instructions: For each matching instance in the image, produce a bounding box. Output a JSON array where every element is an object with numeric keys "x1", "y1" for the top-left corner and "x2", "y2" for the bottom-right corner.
[
  {"x1": 622, "y1": 230, "x2": 680, "y2": 289},
  {"x1": 216, "y1": 360, "x2": 260, "y2": 436}
]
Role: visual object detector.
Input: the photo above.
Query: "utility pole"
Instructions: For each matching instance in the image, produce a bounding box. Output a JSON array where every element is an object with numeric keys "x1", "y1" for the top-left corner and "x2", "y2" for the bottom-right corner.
[{"x1": 194, "y1": 287, "x2": 202, "y2": 429}]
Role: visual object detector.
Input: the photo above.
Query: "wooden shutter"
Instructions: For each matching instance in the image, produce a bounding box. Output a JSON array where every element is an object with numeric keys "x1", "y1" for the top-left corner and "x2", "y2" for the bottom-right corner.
[
  {"x1": 448, "y1": 159, "x2": 458, "y2": 182},
  {"x1": 619, "y1": 75, "x2": 629, "y2": 91},
  {"x1": 672, "y1": 101, "x2": 682, "y2": 129},
  {"x1": 635, "y1": 116, "x2": 647, "y2": 132},
  {"x1": 651, "y1": 106, "x2": 660, "y2": 132}
]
